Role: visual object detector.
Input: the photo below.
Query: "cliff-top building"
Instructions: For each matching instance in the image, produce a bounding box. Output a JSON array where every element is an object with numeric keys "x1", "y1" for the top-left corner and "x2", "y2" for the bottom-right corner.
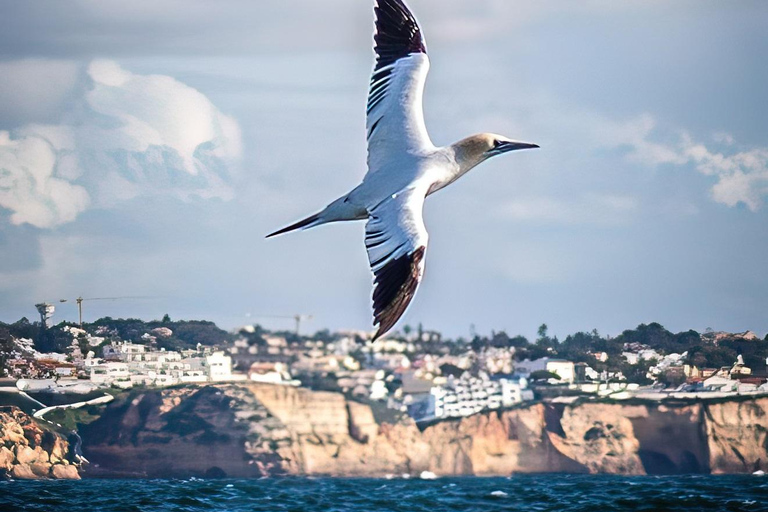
[{"x1": 515, "y1": 358, "x2": 576, "y2": 384}]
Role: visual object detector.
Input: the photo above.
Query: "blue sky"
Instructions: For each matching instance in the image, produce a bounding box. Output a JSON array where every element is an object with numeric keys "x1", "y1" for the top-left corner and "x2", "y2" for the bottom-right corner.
[{"x1": 0, "y1": 0, "x2": 766, "y2": 340}]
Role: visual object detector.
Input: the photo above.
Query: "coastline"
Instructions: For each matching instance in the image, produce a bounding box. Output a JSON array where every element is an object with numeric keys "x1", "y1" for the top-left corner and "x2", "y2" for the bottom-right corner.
[
  {"x1": 61, "y1": 384, "x2": 768, "y2": 478},
  {"x1": 4, "y1": 383, "x2": 768, "y2": 480}
]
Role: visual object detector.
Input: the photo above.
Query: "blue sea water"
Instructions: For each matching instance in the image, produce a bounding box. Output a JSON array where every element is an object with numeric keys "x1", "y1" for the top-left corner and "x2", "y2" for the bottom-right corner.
[{"x1": 2, "y1": 475, "x2": 768, "y2": 512}]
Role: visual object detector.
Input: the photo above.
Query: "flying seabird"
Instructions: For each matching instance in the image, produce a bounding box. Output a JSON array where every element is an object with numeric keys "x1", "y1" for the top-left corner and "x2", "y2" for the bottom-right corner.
[{"x1": 267, "y1": 0, "x2": 538, "y2": 340}]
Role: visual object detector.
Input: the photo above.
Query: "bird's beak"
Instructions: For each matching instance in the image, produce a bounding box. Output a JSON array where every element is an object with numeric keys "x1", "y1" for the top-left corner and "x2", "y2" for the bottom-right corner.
[
  {"x1": 498, "y1": 141, "x2": 540, "y2": 153},
  {"x1": 486, "y1": 140, "x2": 540, "y2": 157}
]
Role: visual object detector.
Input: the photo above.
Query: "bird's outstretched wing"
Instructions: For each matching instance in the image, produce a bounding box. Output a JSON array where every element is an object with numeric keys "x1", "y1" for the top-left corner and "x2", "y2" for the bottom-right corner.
[
  {"x1": 366, "y1": 0, "x2": 432, "y2": 175},
  {"x1": 366, "y1": 187, "x2": 429, "y2": 339}
]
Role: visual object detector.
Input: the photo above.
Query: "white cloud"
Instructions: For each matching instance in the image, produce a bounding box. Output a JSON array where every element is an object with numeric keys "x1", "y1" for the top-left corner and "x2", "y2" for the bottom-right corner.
[
  {"x1": 84, "y1": 59, "x2": 241, "y2": 174},
  {"x1": 540, "y1": 104, "x2": 768, "y2": 213},
  {"x1": 681, "y1": 139, "x2": 768, "y2": 212},
  {"x1": 0, "y1": 60, "x2": 242, "y2": 228},
  {"x1": 617, "y1": 124, "x2": 768, "y2": 212},
  {"x1": 0, "y1": 131, "x2": 90, "y2": 227}
]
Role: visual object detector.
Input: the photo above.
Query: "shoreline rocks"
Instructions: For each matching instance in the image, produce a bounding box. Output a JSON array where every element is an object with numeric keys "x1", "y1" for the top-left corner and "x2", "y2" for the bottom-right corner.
[{"x1": 0, "y1": 406, "x2": 80, "y2": 480}]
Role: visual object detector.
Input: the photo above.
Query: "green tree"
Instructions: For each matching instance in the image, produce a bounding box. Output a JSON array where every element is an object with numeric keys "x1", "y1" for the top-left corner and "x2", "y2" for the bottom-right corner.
[
  {"x1": 490, "y1": 331, "x2": 510, "y2": 348},
  {"x1": 535, "y1": 323, "x2": 558, "y2": 354},
  {"x1": 615, "y1": 323, "x2": 700, "y2": 355},
  {"x1": 0, "y1": 328, "x2": 15, "y2": 377},
  {"x1": 508, "y1": 335, "x2": 530, "y2": 348},
  {"x1": 312, "y1": 329, "x2": 335, "y2": 343}
]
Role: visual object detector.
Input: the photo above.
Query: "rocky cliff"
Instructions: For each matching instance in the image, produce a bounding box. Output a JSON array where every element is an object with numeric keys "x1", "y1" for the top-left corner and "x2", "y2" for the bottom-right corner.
[
  {"x1": 76, "y1": 385, "x2": 768, "y2": 478},
  {"x1": 0, "y1": 406, "x2": 80, "y2": 479}
]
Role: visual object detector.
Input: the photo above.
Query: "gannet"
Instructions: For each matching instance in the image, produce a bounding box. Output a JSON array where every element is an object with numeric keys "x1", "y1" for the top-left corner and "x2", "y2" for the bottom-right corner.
[{"x1": 267, "y1": 0, "x2": 538, "y2": 339}]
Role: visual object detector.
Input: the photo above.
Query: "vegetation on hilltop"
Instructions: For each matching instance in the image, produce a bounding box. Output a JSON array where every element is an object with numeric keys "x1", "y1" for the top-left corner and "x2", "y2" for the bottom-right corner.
[
  {"x1": 0, "y1": 315, "x2": 233, "y2": 355},
  {"x1": 2, "y1": 313, "x2": 766, "y2": 382},
  {"x1": 0, "y1": 327, "x2": 15, "y2": 377},
  {"x1": 467, "y1": 322, "x2": 768, "y2": 380},
  {"x1": 91, "y1": 316, "x2": 233, "y2": 350}
]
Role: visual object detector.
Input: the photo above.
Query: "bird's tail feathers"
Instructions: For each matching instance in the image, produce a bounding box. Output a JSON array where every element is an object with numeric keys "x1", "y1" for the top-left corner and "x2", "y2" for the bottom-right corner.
[{"x1": 266, "y1": 212, "x2": 323, "y2": 238}]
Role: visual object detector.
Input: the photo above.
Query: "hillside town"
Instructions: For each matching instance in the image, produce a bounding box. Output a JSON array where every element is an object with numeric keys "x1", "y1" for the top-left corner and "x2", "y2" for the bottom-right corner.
[{"x1": 2, "y1": 311, "x2": 768, "y2": 424}]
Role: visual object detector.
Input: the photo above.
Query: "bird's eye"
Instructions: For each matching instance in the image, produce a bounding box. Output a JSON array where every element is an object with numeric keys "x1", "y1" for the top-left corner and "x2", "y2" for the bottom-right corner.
[{"x1": 493, "y1": 140, "x2": 501, "y2": 148}]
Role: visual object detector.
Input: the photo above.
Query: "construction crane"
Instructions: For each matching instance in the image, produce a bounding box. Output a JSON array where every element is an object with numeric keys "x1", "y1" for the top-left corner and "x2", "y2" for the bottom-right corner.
[
  {"x1": 249, "y1": 314, "x2": 314, "y2": 335},
  {"x1": 72, "y1": 296, "x2": 156, "y2": 326}
]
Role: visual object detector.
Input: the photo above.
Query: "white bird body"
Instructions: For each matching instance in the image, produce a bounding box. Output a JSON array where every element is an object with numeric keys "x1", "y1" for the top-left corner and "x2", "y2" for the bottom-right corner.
[{"x1": 268, "y1": 0, "x2": 538, "y2": 339}]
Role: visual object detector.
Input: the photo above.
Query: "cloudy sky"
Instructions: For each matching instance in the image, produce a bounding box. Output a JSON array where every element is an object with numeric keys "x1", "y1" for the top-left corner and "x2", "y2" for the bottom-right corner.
[{"x1": 1, "y1": 0, "x2": 766, "y2": 339}]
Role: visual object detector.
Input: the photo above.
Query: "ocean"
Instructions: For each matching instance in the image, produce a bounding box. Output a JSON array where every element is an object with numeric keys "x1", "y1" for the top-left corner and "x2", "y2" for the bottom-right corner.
[{"x1": 2, "y1": 475, "x2": 768, "y2": 512}]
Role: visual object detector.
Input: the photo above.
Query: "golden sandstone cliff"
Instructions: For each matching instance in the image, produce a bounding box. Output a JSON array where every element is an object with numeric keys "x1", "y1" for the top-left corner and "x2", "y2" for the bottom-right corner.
[
  {"x1": 0, "y1": 407, "x2": 80, "y2": 480},
  {"x1": 71, "y1": 385, "x2": 768, "y2": 478}
]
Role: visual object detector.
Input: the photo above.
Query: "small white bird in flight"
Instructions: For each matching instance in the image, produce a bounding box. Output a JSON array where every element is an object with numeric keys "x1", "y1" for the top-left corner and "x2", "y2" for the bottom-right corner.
[{"x1": 268, "y1": 0, "x2": 538, "y2": 340}]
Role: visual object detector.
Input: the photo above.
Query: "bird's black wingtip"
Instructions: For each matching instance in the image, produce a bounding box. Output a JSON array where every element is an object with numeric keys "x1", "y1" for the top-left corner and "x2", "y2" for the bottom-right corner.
[{"x1": 373, "y1": 0, "x2": 427, "y2": 70}]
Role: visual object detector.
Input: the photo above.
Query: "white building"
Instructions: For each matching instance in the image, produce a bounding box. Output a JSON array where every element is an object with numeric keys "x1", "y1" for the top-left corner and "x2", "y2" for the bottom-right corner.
[
  {"x1": 206, "y1": 351, "x2": 245, "y2": 381},
  {"x1": 149, "y1": 371, "x2": 178, "y2": 387},
  {"x1": 703, "y1": 375, "x2": 738, "y2": 392},
  {"x1": 85, "y1": 340, "x2": 254, "y2": 388},
  {"x1": 90, "y1": 362, "x2": 132, "y2": 388},
  {"x1": 623, "y1": 349, "x2": 662, "y2": 366},
  {"x1": 370, "y1": 379, "x2": 388, "y2": 400},
  {"x1": 248, "y1": 361, "x2": 298, "y2": 385},
  {"x1": 516, "y1": 358, "x2": 575, "y2": 384},
  {"x1": 156, "y1": 350, "x2": 183, "y2": 366},
  {"x1": 178, "y1": 357, "x2": 208, "y2": 383},
  {"x1": 118, "y1": 342, "x2": 147, "y2": 362},
  {"x1": 648, "y1": 352, "x2": 688, "y2": 377},
  {"x1": 426, "y1": 375, "x2": 532, "y2": 421},
  {"x1": 501, "y1": 377, "x2": 533, "y2": 406}
]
